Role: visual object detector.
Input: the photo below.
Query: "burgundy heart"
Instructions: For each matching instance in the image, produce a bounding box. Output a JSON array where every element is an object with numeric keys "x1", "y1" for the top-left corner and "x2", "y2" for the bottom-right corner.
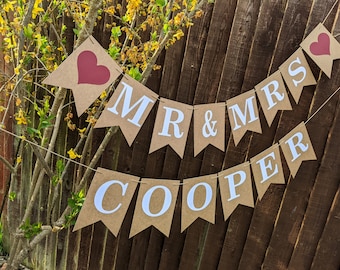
[
  {"x1": 310, "y1": 33, "x2": 331, "y2": 56},
  {"x1": 77, "y1": 50, "x2": 110, "y2": 85}
]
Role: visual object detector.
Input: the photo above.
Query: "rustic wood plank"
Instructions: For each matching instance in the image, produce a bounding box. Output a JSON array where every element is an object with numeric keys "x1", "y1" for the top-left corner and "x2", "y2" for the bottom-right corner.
[
  {"x1": 262, "y1": 12, "x2": 340, "y2": 270},
  {"x1": 217, "y1": 206, "x2": 253, "y2": 270},
  {"x1": 176, "y1": 0, "x2": 238, "y2": 268},
  {"x1": 238, "y1": 185, "x2": 286, "y2": 270},
  {"x1": 192, "y1": 0, "x2": 236, "y2": 104},
  {"x1": 288, "y1": 92, "x2": 340, "y2": 269},
  {"x1": 217, "y1": 0, "x2": 288, "y2": 268},
  {"x1": 127, "y1": 44, "x2": 188, "y2": 270},
  {"x1": 139, "y1": 3, "x2": 215, "y2": 269},
  {"x1": 196, "y1": 1, "x2": 263, "y2": 268},
  {"x1": 311, "y1": 185, "x2": 340, "y2": 270},
  {"x1": 88, "y1": 223, "x2": 108, "y2": 270},
  {"x1": 236, "y1": 1, "x2": 314, "y2": 268},
  {"x1": 76, "y1": 226, "x2": 93, "y2": 270}
]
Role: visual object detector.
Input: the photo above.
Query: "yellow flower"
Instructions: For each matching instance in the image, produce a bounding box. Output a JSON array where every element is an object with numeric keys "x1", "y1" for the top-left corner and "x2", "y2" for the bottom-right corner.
[
  {"x1": 15, "y1": 109, "x2": 27, "y2": 125},
  {"x1": 173, "y1": 29, "x2": 184, "y2": 40},
  {"x1": 16, "y1": 156, "x2": 22, "y2": 164},
  {"x1": 14, "y1": 66, "x2": 20, "y2": 75},
  {"x1": 100, "y1": 90, "x2": 107, "y2": 100},
  {"x1": 67, "y1": 148, "x2": 81, "y2": 159},
  {"x1": 4, "y1": 54, "x2": 11, "y2": 64},
  {"x1": 32, "y1": 0, "x2": 44, "y2": 19},
  {"x1": 174, "y1": 12, "x2": 184, "y2": 26},
  {"x1": 15, "y1": 98, "x2": 21, "y2": 107}
]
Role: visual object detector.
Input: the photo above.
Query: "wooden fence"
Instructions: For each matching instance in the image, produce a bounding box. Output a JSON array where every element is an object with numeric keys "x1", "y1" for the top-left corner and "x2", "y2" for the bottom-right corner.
[{"x1": 1, "y1": 0, "x2": 340, "y2": 269}]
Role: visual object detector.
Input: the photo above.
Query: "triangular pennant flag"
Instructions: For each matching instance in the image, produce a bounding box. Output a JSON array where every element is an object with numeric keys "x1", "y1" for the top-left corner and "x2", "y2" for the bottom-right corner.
[
  {"x1": 73, "y1": 168, "x2": 139, "y2": 236},
  {"x1": 255, "y1": 70, "x2": 292, "y2": 126},
  {"x1": 226, "y1": 90, "x2": 262, "y2": 146},
  {"x1": 193, "y1": 103, "x2": 225, "y2": 156},
  {"x1": 149, "y1": 98, "x2": 193, "y2": 158},
  {"x1": 279, "y1": 122, "x2": 317, "y2": 177},
  {"x1": 130, "y1": 179, "x2": 180, "y2": 238},
  {"x1": 300, "y1": 23, "x2": 340, "y2": 78},
  {"x1": 42, "y1": 36, "x2": 123, "y2": 115},
  {"x1": 181, "y1": 174, "x2": 217, "y2": 232},
  {"x1": 95, "y1": 74, "x2": 158, "y2": 146},
  {"x1": 250, "y1": 144, "x2": 285, "y2": 200},
  {"x1": 218, "y1": 162, "x2": 254, "y2": 220},
  {"x1": 279, "y1": 48, "x2": 317, "y2": 103}
]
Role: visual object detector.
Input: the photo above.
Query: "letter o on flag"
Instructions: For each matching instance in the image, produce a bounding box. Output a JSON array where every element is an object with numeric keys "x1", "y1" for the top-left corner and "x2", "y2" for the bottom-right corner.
[
  {"x1": 187, "y1": 182, "x2": 213, "y2": 211},
  {"x1": 142, "y1": 185, "x2": 172, "y2": 217}
]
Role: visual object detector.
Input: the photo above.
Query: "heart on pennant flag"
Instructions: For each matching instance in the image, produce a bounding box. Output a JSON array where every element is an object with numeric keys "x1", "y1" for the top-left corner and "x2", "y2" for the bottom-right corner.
[
  {"x1": 77, "y1": 50, "x2": 110, "y2": 85},
  {"x1": 310, "y1": 33, "x2": 331, "y2": 56}
]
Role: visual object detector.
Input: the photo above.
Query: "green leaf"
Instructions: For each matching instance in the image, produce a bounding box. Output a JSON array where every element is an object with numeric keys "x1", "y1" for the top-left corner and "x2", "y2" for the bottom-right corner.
[
  {"x1": 151, "y1": 31, "x2": 158, "y2": 41},
  {"x1": 23, "y1": 25, "x2": 34, "y2": 39},
  {"x1": 163, "y1": 23, "x2": 169, "y2": 34},
  {"x1": 27, "y1": 127, "x2": 41, "y2": 138},
  {"x1": 111, "y1": 26, "x2": 122, "y2": 39},
  {"x1": 108, "y1": 45, "x2": 121, "y2": 59},
  {"x1": 156, "y1": 0, "x2": 167, "y2": 7},
  {"x1": 9, "y1": 192, "x2": 16, "y2": 202},
  {"x1": 73, "y1": 28, "x2": 79, "y2": 36},
  {"x1": 128, "y1": 67, "x2": 142, "y2": 81}
]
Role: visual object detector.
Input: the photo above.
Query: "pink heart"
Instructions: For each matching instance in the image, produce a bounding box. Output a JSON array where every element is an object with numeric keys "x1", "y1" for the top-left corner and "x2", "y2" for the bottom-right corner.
[
  {"x1": 77, "y1": 51, "x2": 110, "y2": 85},
  {"x1": 310, "y1": 33, "x2": 331, "y2": 56}
]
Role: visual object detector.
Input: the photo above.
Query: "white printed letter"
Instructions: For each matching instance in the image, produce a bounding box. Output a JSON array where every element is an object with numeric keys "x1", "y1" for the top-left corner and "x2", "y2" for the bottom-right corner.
[
  {"x1": 108, "y1": 82, "x2": 155, "y2": 127},
  {"x1": 187, "y1": 182, "x2": 213, "y2": 211},
  {"x1": 142, "y1": 185, "x2": 172, "y2": 217},
  {"x1": 94, "y1": 180, "x2": 128, "y2": 214},
  {"x1": 285, "y1": 132, "x2": 309, "y2": 161},
  {"x1": 158, "y1": 106, "x2": 185, "y2": 138},
  {"x1": 288, "y1": 57, "x2": 307, "y2": 87},
  {"x1": 224, "y1": 171, "x2": 247, "y2": 201},
  {"x1": 255, "y1": 152, "x2": 279, "y2": 183},
  {"x1": 228, "y1": 96, "x2": 258, "y2": 130}
]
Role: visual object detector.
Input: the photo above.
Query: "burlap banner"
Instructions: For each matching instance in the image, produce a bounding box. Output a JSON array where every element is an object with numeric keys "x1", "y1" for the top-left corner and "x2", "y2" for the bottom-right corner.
[
  {"x1": 255, "y1": 70, "x2": 292, "y2": 126},
  {"x1": 149, "y1": 98, "x2": 193, "y2": 158},
  {"x1": 75, "y1": 121, "x2": 316, "y2": 237},
  {"x1": 250, "y1": 144, "x2": 285, "y2": 200},
  {"x1": 73, "y1": 168, "x2": 138, "y2": 236},
  {"x1": 42, "y1": 36, "x2": 122, "y2": 115},
  {"x1": 181, "y1": 174, "x2": 217, "y2": 231},
  {"x1": 226, "y1": 90, "x2": 262, "y2": 146},
  {"x1": 42, "y1": 23, "x2": 339, "y2": 237},
  {"x1": 301, "y1": 23, "x2": 340, "y2": 78},
  {"x1": 95, "y1": 74, "x2": 159, "y2": 146},
  {"x1": 130, "y1": 178, "x2": 180, "y2": 237},
  {"x1": 193, "y1": 103, "x2": 225, "y2": 156},
  {"x1": 279, "y1": 48, "x2": 317, "y2": 103},
  {"x1": 42, "y1": 23, "x2": 339, "y2": 157},
  {"x1": 279, "y1": 122, "x2": 317, "y2": 177}
]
